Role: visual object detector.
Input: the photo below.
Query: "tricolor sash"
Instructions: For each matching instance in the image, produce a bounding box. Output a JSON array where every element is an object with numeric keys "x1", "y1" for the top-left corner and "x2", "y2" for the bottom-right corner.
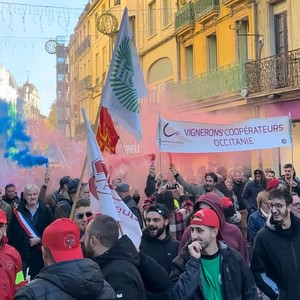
[{"x1": 13, "y1": 208, "x2": 41, "y2": 239}]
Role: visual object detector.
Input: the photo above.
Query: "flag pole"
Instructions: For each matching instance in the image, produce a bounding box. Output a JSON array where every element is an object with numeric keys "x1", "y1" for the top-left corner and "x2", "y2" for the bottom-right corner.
[
  {"x1": 69, "y1": 102, "x2": 103, "y2": 220},
  {"x1": 289, "y1": 112, "x2": 294, "y2": 193}
]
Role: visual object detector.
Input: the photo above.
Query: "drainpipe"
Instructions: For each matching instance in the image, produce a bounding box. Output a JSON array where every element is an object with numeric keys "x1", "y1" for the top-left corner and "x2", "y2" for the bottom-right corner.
[
  {"x1": 252, "y1": 0, "x2": 259, "y2": 60},
  {"x1": 255, "y1": 106, "x2": 263, "y2": 169}
]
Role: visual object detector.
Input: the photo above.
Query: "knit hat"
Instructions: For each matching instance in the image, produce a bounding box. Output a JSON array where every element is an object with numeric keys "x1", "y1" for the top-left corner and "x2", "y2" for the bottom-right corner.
[
  {"x1": 67, "y1": 178, "x2": 80, "y2": 194},
  {"x1": 0, "y1": 209, "x2": 7, "y2": 224},
  {"x1": 115, "y1": 182, "x2": 130, "y2": 193},
  {"x1": 191, "y1": 208, "x2": 220, "y2": 229},
  {"x1": 147, "y1": 204, "x2": 170, "y2": 219},
  {"x1": 267, "y1": 179, "x2": 280, "y2": 191},
  {"x1": 221, "y1": 197, "x2": 233, "y2": 209},
  {"x1": 42, "y1": 218, "x2": 83, "y2": 263}
]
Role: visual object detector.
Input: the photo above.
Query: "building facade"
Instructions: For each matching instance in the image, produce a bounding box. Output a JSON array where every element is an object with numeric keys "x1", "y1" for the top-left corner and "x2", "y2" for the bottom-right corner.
[{"x1": 67, "y1": 0, "x2": 300, "y2": 176}]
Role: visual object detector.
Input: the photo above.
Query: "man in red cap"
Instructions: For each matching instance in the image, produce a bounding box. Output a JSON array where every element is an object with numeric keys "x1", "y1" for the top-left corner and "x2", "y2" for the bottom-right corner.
[
  {"x1": 169, "y1": 208, "x2": 258, "y2": 300},
  {"x1": 15, "y1": 218, "x2": 116, "y2": 299},
  {"x1": 0, "y1": 209, "x2": 26, "y2": 299}
]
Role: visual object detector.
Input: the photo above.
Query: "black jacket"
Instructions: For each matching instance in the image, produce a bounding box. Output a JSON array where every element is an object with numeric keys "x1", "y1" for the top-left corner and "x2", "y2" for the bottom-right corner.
[
  {"x1": 169, "y1": 241, "x2": 258, "y2": 300},
  {"x1": 140, "y1": 232, "x2": 179, "y2": 274},
  {"x1": 138, "y1": 251, "x2": 170, "y2": 300},
  {"x1": 92, "y1": 235, "x2": 147, "y2": 300},
  {"x1": 123, "y1": 195, "x2": 143, "y2": 228},
  {"x1": 251, "y1": 213, "x2": 300, "y2": 300},
  {"x1": 241, "y1": 180, "x2": 267, "y2": 214},
  {"x1": 233, "y1": 180, "x2": 246, "y2": 210},
  {"x1": 14, "y1": 259, "x2": 116, "y2": 300},
  {"x1": 7, "y1": 199, "x2": 53, "y2": 278}
]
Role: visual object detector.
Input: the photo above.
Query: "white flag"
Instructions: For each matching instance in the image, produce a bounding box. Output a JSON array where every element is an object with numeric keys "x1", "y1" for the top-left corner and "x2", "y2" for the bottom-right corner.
[
  {"x1": 101, "y1": 7, "x2": 147, "y2": 141},
  {"x1": 82, "y1": 109, "x2": 142, "y2": 248}
]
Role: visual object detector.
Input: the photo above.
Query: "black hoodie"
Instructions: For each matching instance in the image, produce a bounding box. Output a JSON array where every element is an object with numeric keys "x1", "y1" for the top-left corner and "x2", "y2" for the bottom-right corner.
[{"x1": 92, "y1": 235, "x2": 147, "y2": 300}]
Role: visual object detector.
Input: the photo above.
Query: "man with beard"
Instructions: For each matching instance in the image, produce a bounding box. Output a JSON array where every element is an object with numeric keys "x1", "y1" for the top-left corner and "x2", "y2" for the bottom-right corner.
[
  {"x1": 169, "y1": 163, "x2": 224, "y2": 199},
  {"x1": 81, "y1": 214, "x2": 147, "y2": 300},
  {"x1": 140, "y1": 204, "x2": 179, "y2": 274},
  {"x1": 169, "y1": 208, "x2": 258, "y2": 300},
  {"x1": 241, "y1": 169, "x2": 267, "y2": 216},
  {"x1": 15, "y1": 218, "x2": 116, "y2": 299},
  {"x1": 251, "y1": 189, "x2": 300, "y2": 300},
  {"x1": 281, "y1": 163, "x2": 300, "y2": 195},
  {"x1": 291, "y1": 193, "x2": 300, "y2": 219}
]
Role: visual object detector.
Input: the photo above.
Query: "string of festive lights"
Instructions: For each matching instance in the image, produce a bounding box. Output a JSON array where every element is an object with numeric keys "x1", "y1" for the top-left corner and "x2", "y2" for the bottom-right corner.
[{"x1": 0, "y1": 2, "x2": 83, "y2": 34}]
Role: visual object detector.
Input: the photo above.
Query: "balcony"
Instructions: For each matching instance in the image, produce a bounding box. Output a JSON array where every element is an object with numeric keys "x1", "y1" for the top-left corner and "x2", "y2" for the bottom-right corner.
[
  {"x1": 245, "y1": 48, "x2": 300, "y2": 94},
  {"x1": 175, "y1": 2, "x2": 195, "y2": 33},
  {"x1": 78, "y1": 75, "x2": 91, "y2": 91},
  {"x1": 168, "y1": 60, "x2": 247, "y2": 102},
  {"x1": 194, "y1": 0, "x2": 219, "y2": 24},
  {"x1": 77, "y1": 36, "x2": 91, "y2": 56},
  {"x1": 222, "y1": 0, "x2": 245, "y2": 8}
]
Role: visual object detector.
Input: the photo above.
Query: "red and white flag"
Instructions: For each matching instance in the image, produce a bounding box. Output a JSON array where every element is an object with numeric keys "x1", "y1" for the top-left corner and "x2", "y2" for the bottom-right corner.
[{"x1": 82, "y1": 108, "x2": 142, "y2": 248}]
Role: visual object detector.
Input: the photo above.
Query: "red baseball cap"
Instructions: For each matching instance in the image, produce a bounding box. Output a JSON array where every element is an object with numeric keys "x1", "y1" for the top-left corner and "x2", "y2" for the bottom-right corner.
[
  {"x1": 221, "y1": 197, "x2": 233, "y2": 209},
  {"x1": 0, "y1": 209, "x2": 7, "y2": 224},
  {"x1": 267, "y1": 179, "x2": 280, "y2": 191},
  {"x1": 191, "y1": 208, "x2": 220, "y2": 229},
  {"x1": 42, "y1": 218, "x2": 83, "y2": 263}
]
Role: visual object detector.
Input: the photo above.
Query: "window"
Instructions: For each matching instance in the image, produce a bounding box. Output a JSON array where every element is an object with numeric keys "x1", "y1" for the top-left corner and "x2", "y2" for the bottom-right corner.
[
  {"x1": 148, "y1": 1, "x2": 157, "y2": 36},
  {"x1": 129, "y1": 16, "x2": 136, "y2": 45},
  {"x1": 162, "y1": 0, "x2": 172, "y2": 27},
  {"x1": 96, "y1": 53, "x2": 99, "y2": 78},
  {"x1": 275, "y1": 12, "x2": 288, "y2": 54},
  {"x1": 207, "y1": 34, "x2": 217, "y2": 70},
  {"x1": 185, "y1": 45, "x2": 194, "y2": 79},
  {"x1": 57, "y1": 74, "x2": 64, "y2": 81},
  {"x1": 95, "y1": 14, "x2": 99, "y2": 40},
  {"x1": 237, "y1": 20, "x2": 249, "y2": 60},
  {"x1": 102, "y1": 46, "x2": 107, "y2": 76}
]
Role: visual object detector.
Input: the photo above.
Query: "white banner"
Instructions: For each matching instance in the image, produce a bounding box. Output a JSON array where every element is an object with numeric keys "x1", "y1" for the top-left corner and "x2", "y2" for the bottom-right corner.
[
  {"x1": 82, "y1": 109, "x2": 142, "y2": 248},
  {"x1": 157, "y1": 116, "x2": 292, "y2": 153}
]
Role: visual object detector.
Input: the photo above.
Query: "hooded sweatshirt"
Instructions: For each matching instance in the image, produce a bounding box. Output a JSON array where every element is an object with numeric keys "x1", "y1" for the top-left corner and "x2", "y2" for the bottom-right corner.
[
  {"x1": 251, "y1": 213, "x2": 300, "y2": 300},
  {"x1": 92, "y1": 235, "x2": 147, "y2": 300},
  {"x1": 178, "y1": 192, "x2": 249, "y2": 262}
]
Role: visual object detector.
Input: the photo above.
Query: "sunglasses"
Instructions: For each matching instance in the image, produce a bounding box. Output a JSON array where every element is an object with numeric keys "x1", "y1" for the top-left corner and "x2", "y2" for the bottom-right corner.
[{"x1": 75, "y1": 212, "x2": 93, "y2": 220}]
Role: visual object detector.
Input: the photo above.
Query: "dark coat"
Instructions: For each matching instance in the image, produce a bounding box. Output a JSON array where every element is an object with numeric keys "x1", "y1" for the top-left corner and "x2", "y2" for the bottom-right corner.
[
  {"x1": 241, "y1": 180, "x2": 267, "y2": 214},
  {"x1": 251, "y1": 214, "x2": 300, "y2": 300},
  {"x1": 169, "y1": 241, "x2": 258, "y2": 300},
  {"x1": 233, "y1": 180, "x2": 247, "y2": 210},
  {"x1": 248, "y1": 209, "x2": 268, "y2": 245},
  {"x1": 123, "y1": 195, "x2": 143, "y2": 228},
  {"x1": 138, "y1": 251, "x2": 170, "y2": 300},
  {"x1": 7, "y1": 199, "x2": 53, "y2": 278},
  {"x1": 92, "y1": 235, "x2": 147, "y2": 300},
  {"x1": 14, "y1": 258, "x2": 116, "y2": 300},
  {"x1": 140, "y1": 232, "x2": 179, "y2": 274}
]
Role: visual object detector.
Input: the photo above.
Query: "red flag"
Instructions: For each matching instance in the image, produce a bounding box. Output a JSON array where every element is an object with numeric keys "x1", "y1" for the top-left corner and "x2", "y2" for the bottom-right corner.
[{"x1": 96, "y1": 107, "x2": 119, "y2": 154}]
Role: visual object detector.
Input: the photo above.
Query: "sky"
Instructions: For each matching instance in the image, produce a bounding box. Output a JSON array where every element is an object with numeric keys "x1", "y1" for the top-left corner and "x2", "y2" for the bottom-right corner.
[{"x1": 0, "y1": 0, "x2": 88, "y2": 116}]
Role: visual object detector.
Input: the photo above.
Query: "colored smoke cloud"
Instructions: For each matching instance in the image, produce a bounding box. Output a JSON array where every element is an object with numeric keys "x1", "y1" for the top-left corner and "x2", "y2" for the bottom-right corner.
[{"x1": 0, "y1": 99, "x2": 48, "y2": 168}]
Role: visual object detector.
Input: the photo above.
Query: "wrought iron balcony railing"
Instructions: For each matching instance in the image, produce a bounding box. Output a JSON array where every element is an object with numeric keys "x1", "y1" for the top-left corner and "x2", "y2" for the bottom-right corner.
[
  {"x1": 245, "y1": 48, "x2": 300, "y2": 94},
  {"x1": 167, "y1": 60, "x2": 247, "y2": 102},
  {"x1": 78, "y1": 75, "x2": 91, "y2": 91},
  {"x1": 194, "y1": 0, "x2": 219, "y2": 22},
  {"x1": 77, "y1": 36, "x2": 91, "y2": 56},
  {"x1": 175, "y1": 2, "x2": 195, "y2": 33}
]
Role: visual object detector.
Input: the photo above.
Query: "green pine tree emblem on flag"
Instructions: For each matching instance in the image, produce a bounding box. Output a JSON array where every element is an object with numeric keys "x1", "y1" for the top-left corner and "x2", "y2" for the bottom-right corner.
[{"x1": 110, "y1": 37, "x2": 139, "y2": 113}]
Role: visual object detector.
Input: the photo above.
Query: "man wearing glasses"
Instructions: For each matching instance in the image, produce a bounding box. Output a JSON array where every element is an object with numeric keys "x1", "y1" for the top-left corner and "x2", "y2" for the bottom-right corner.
[
  {"x1": 251, "y1": 189, "x2": 300, "y2": 300},
  {"x1": 72, "y1": 198, "x2": 93, "y2": 237}
]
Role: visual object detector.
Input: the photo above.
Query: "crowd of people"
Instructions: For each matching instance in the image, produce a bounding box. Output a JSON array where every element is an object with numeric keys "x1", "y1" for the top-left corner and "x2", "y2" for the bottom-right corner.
[{"x1": 0, "y1": 161, "x2": 300, "y2": 299}]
